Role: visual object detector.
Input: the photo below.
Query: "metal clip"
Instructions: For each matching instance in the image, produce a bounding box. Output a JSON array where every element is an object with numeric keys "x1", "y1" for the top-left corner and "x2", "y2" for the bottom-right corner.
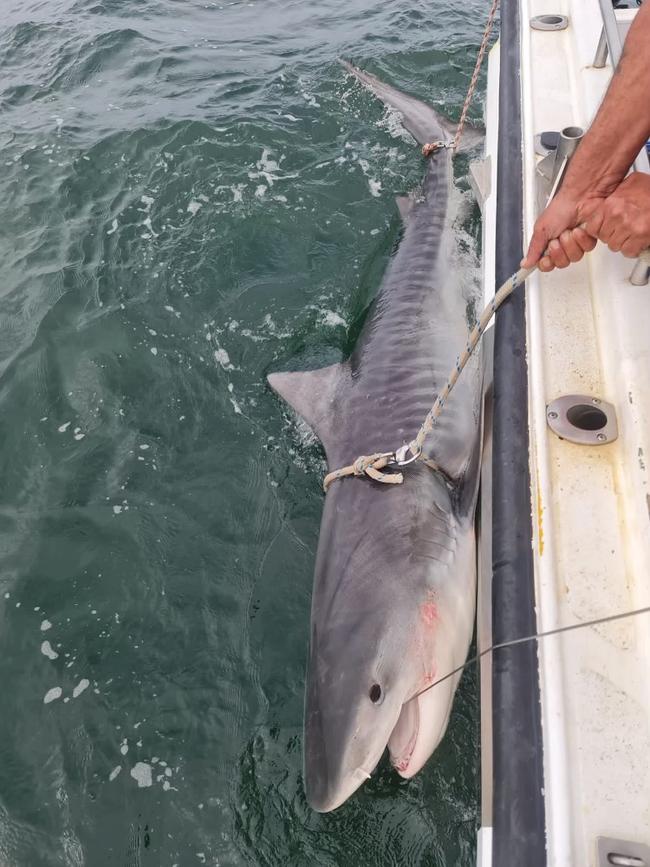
[{"x1": 394, "y1": 444, "x2": 422, "y2": 466}]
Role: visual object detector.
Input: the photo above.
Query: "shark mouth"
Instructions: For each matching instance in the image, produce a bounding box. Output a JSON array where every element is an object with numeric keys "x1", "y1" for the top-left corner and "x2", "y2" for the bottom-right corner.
[{"x1": 387, "y1": 697, "x2": 420, "y2": 776}]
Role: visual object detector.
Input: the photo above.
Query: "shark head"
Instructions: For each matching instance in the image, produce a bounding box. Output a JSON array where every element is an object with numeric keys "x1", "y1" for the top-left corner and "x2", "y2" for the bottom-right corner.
[{"x1": 303, "y1": 472, "x2": 475, "y2": 813}]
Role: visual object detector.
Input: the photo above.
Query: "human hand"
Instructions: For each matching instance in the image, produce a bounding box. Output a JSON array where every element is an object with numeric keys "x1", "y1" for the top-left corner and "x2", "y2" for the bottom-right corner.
[
  {"x1": 580, "y1": 171, "x2": 650, "y2": 258},
  {"x1": 521, "y1": 189, "x2": 599, "y2": 271}
]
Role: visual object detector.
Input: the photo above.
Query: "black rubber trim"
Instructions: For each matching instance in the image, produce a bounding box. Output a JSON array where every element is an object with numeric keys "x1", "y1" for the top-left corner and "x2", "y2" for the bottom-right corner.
[{"x1": 491, "y1": 0, "x2": 547, "y2": 863}]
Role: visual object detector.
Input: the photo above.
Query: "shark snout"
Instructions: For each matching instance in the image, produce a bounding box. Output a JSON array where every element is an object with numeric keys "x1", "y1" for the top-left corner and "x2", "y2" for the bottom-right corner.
[
  {"x1": 306, "y1": 763, "x2": 376, "y2": 813},
  {"x1": 303, "y1": 665, "x2": 405, "y2": 812}
]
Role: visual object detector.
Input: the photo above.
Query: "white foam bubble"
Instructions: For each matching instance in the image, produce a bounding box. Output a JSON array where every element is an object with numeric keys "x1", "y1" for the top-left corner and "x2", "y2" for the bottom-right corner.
[
  {"x1": 108, "y1": 766, "x2": 122, "y2": 781},
  {"x1": 142, "y1": 216, "x2": 158, "y2": 238},
  {"x1": 130, "y1": 762, "x2": 153, "y2": 788},
  {"x1": 229, "y1": 397, "x2": 242, "y2": 415},
  {"x1": 58, "y1": 422, "x2": 71, "y2": 433},
  {"x1": 248, "y1": 148, "x2": 295, "y2": 188},
  {"x1": 214, "y1": 348, "x2": 233, "y2": 370},
  {"x1": 44, "y1": 687, "x2": 62, "y2": 704},
  {"x1": 298, "y1": 79, "x2": 320, "y2": 108},
  {"x1": 40, "y1": 619, "x2": 52, "y2": 632},
  {"x1": 187, "y1": 200, "x2": 202, "y2": 216},
  {"x1": 107, "y1": 219, "x2": 118, "y2": 236},
  {"x1": 41, "y1": 641, "x2": 58, "y2": 660},
  {"x1": 320, "y1": 310, "x2": 346, "y2": 328},
  {"x1": 377, "y1": 106, "x2": 416, "y2": 144},
  {"x1": 72, "y1": 678, "x2": 89, "y2": 698}
]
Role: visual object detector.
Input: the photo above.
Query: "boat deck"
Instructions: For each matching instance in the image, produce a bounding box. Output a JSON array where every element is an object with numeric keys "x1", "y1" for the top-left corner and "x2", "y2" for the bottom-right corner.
[{"x1": 478, "y1": 1, "x2": 650, "y2": 864}]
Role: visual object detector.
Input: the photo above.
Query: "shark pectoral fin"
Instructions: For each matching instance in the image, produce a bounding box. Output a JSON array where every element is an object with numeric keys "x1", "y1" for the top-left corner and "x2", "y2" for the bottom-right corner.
[
  {"x1": 395, "y1": 195, "x2": 415, "y2": 222},
  {"x1": 267, "y1": 362, "x2": 348, "y2": 452}
]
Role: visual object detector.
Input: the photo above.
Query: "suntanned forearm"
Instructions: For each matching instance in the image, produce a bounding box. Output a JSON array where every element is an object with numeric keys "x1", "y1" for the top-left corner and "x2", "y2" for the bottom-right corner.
[{"x1": 560, "y1": 0, "x2": 650, "y2": 200}]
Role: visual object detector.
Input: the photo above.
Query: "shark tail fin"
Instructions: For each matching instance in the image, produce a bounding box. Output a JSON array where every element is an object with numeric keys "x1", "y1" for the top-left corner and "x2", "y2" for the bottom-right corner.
[{"x1": 340, "y1": 60, "x2": 456, "y2": 147}]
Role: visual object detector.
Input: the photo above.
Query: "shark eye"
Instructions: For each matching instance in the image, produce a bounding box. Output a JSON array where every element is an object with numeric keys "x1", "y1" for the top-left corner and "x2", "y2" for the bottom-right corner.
[{"x1": 369, "y1": 684, "x2": 383, "y2": 704}]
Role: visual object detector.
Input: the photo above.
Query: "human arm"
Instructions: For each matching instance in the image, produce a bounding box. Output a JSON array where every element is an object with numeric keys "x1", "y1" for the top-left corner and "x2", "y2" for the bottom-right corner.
[{"x1": 521, "y1": 0, "x2": 650, "y2": 270}]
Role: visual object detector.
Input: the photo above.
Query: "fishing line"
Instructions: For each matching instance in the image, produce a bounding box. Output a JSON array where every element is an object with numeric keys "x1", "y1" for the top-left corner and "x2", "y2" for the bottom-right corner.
[{"x1": 415, "y1": 603, "x2": 650, "y2": 698}]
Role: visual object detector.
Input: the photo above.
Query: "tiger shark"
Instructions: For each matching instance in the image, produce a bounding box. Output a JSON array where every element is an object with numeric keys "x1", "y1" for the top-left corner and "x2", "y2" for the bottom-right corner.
[{"x1": 268, "y1": 62, "x2": 484, "y2": 812}]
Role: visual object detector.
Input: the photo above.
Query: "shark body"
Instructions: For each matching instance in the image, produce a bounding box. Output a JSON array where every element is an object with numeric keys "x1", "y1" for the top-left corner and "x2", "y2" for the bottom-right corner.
[{"x1": 269, "y1": 62, "x2": 483, "y2": 812}]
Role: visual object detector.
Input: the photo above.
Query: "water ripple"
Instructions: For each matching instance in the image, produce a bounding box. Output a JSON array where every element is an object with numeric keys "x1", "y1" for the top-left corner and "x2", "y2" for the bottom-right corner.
[{"x1": 0, "y1": 0, "x2": 487, "y2": 862}]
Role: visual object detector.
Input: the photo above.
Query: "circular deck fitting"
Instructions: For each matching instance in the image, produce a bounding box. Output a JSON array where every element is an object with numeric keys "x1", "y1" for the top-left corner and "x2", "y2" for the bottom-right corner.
[
  {"x1": 546, "y1": 395, "x2": 618, "y2": 445},
  {"x1": 534, "y1": 130, "x2": 560, "y2": 157},
  {"x1": 530, "y1": 14, "x2": 569, "y2": 31}
]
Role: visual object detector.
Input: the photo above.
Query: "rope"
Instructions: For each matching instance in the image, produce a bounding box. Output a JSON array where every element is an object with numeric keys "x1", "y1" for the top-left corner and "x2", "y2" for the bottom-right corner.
[
  {"x1": 423, "y1": 0, "x2": 500, "y2": 156},
  {"x1": 453, "y1": 0, "x2": 500, "y2": 152},
  {"x1": 410, "y1": 265, "x2": 530, "y2": 454},
  {"x1": 323, "y1": 264, "x2": 534, "y2": 491},
  {"x1": 416, "y1": 603, "x2": 650, "y2": 698},
  {"x1": 323, "y1": 453, "x2": 403, "y2": 487}
]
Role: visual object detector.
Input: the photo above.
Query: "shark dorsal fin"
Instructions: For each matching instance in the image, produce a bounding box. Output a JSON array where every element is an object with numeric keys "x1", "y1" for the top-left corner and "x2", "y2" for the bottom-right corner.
[{"x1": 268, "y1": 362, "x2": 348, "y2": 458}]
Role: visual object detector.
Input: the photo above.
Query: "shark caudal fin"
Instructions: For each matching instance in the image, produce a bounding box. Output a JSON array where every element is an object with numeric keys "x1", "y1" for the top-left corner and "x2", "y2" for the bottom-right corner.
[
  {"x1": 340, "y1": 60, "x2": 455, "y2": 147},
  {"x1": 340, "y1": 60, "x2": 483, "y2": 153}
]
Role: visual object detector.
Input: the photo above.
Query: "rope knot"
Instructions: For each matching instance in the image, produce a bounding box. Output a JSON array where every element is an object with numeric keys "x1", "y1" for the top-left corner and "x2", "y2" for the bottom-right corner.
[
  {"x1": 323, "y1": 452, "x2": 404, "y2": 491},
  {"x1": 422, "y1": 140, "x2": 449, "y2": 158},
  {"x1": 353, "y1": 454, "x2": 378, "y2": 476}
]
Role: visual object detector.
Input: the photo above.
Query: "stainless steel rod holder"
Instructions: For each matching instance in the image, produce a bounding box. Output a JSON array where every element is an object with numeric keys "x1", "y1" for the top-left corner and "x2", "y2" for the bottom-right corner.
[{"x1": 551, "y1": 125, "x2": 584, "y2": 189}]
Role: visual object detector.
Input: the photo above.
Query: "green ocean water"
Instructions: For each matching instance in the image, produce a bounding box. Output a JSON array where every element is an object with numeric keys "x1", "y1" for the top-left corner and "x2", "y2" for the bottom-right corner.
[{"x1": 0, "y1": 1, "x2": 489, "y2": 863}]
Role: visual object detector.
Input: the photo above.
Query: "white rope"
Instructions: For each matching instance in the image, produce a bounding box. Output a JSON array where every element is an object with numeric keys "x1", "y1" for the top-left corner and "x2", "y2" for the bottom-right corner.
[{"x1": 410, "y1": 265, "x2": 531, "y2": 454}]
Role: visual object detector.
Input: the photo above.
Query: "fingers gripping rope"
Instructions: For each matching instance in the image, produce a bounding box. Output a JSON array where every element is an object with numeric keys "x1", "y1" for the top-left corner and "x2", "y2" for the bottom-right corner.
[{"x1": 323, "y1": 266, "x2": 533, "y2": 492}]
